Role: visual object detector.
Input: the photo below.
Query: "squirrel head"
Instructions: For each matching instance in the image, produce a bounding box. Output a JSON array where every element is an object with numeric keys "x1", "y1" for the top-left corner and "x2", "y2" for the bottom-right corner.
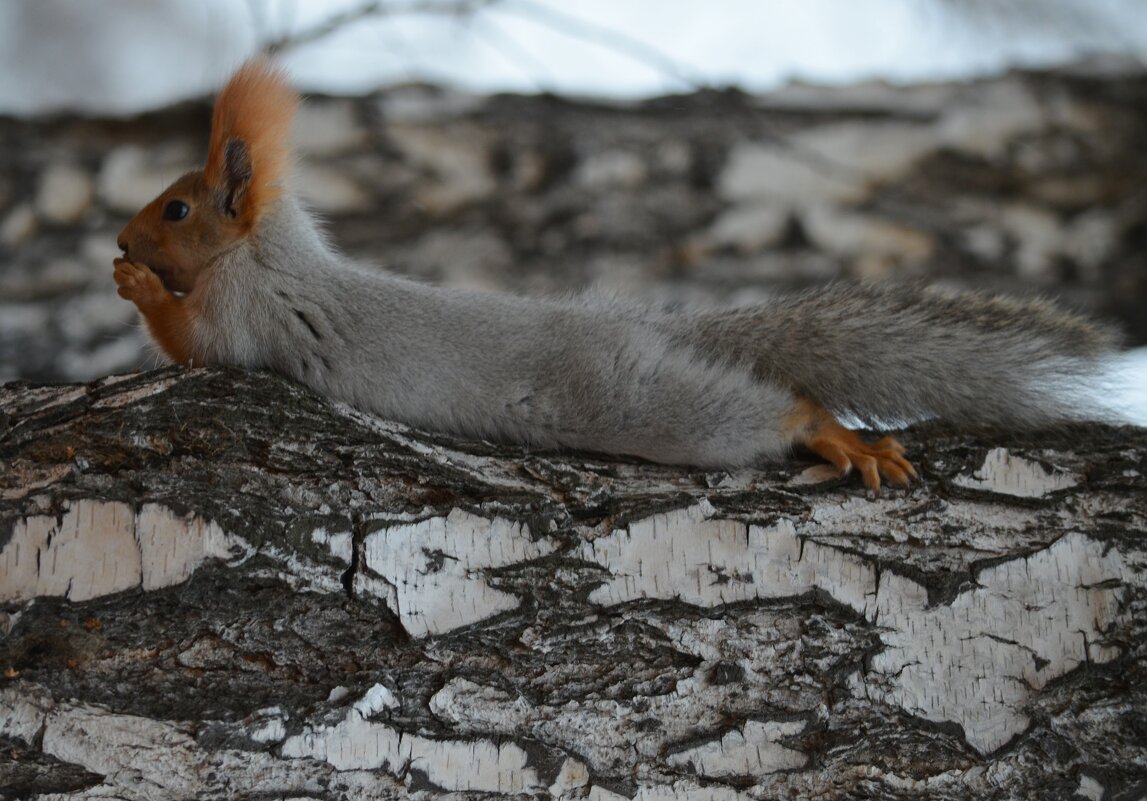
[{"x1": 117, "y1": 60, "x2": 298, "y2": 293}]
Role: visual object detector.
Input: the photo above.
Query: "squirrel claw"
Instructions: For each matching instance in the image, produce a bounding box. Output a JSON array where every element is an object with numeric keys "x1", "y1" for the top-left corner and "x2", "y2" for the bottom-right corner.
[{"x1": 805, "y1": 424, "x2": 916, "y2": 495}]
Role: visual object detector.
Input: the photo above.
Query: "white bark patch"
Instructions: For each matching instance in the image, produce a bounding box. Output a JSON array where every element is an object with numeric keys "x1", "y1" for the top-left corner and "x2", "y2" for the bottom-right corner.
[
  {"x1": 953, "y1": 447, "x2": 1078, "y2": 497},
  {"x1": 136, "y1": 503, "x2": 240, "y2": 590},
  {"x1": 1, "y1": 500, "x2": 244, "y2": 603},
  {"x1": 429, "y1": 658, "x2": 816, "y2": 780},
  {"x1": 310, "y1": 526, "x2": 353, "y2": 564},
  {"x1": 579, "y1": 502, "x2": 876, "y2": 616},
  {"x1": 549, "y1": 756, "x2": 591, "y2": 796},
  {"x1": 42, "y1": 704, "x2": 206, "y2": 798},
  {"x1": 362, "y1": 508, "x2": 557, "y2": 636},
  {"x1": 666, "y1": 719, "x2": 808, "y2": 777},
  {"x1": 581, "y1": 503, "x2": 1137, "y2": 754},
  {"x1": 866, "y1": 530, "x2": 1131, "y2": 753},
  {"x1": 1, "y1": 684, "x2": 406, "y2": 800},
  {"x1": 0, "y1": 383, "x2": 85, "y2": 417},
  {"x1": 249, "y1": 716, "x2": 287, "y2": 744},
  {"x1": 353, "y1": 683, "x2": 400, "y2": 717},
  {"x1": 89, "y1": 373, "x2": 184, "y2": 409},
  {"x1": 624, "y1": 782, "x2": 753, "y2": 801},
  {"x1": 282, "y1": 702, "x2": 541, "y2": 793},
  {"x1": 806, "y1": 494, "x2": 1060, "y2": 559},
  {"x1": 0, "y1": 609, "x2": 21, "y2": 636},
  {"x1": 2, "y1": 499, "x2": 139, "y2": 602},
  {"x1": 256, "y1": 544, "x2": 347, "y2": 595},
  {"x1": 429, "y1": 677, "x2": 529, "y2": 730},
  {"x1": 0, "y1": 685, "x2": 48, "y2": 742},
  {"x1": 1077, "y1": 774, "x2": 1105, "y2": 801}
]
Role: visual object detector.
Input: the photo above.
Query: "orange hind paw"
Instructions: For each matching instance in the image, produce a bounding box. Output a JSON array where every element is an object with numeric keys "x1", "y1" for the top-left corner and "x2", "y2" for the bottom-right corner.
[{"x1": 787, "y1": 398, "x2": 917, "y2": 493}]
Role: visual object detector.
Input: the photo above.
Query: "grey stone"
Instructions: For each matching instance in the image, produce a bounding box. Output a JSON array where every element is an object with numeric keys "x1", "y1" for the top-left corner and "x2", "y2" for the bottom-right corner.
[
  {"x1": 937, "y1": 79, "x2": 1046, "y2": 159},
  {"x1": 386, "y1": 123, "x2": 495, "y2": 214},
  {"x1": 58, "y1": 333, "x2": 149, "y2": 380},
  {"x1": 379, "y1": 85, "x2": 485, "y2": 123},
  {"x1": 760, "y1": 79, "x2": 956, "y2": 116},
  {"x1": 702, "y1": 203, "x2": 790, "y2": 254},
  {"x1": 1062, "y1": 209, "x2": 1116, "y2": 279},
  {"x1": 720, "y1": 141, "x2": 861, "y2": 205},
  {"x1": 962, "y1": 224, "x2": 1008, "y2": 263},
  {"x1": 0, "y1": 302, "x2": 50, "y2": 339},
  {"x1": 655, "y1": 141, "x2": 693, "y2": 176},
  {"x1": 719, "y1": 122, "x2": 935, "y2": 206},
  {"x1": 99, "y1": 144, "x2": 196, "y2": 215},
  {"x1": 59, "y1": 291, "x2": 138, "y2": 343},
  {"x1": 35, "y1": 163, "x2": 94, "y2": 224},
  {"x1": 801, "y1": 206, "x2": 935, "y2": 270},
  {"x1": 293, "y1": 164, "x2": 372, "y2": 214},
  {"x1": 293, "y1": 100, "x2": 367, "y2": 156},
  {"x1": 37, "y1": 258, "x2": 92, "y2": 294},
  {"x1": 575, "y1": 150, "x2": 648, "y2": 190},
  {"x1": 0, "y1": 203, "x2": 37, "y2": 247},
  {"x1": 999, "y1": 205, "x2": 1061, "y2": 279},
  {"x1": 82, "y1": 233, "x2": 124, "y2": 284}
]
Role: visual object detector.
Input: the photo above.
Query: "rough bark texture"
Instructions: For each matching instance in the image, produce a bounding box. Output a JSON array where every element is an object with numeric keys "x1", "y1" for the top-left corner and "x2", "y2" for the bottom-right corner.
[{"x1": 1, "y1": 367, "x2": 1145, "y2": 800}]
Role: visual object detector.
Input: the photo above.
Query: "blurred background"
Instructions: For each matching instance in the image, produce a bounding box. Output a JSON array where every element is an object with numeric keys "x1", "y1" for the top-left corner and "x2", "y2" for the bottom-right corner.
[{"x1": 1, "y1": 0, "x2": 1145, "y2": 419}]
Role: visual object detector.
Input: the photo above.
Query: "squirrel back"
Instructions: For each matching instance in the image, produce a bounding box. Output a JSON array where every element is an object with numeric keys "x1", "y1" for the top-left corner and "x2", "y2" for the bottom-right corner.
[{"x1": 113, "y1": 60, "x2": 1119, "y2": 492}]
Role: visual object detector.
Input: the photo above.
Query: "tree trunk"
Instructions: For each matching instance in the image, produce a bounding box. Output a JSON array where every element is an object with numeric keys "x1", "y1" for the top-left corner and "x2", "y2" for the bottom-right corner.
[{"x1": 1, "y1": 367, "x2": 1145, "y2": 800}]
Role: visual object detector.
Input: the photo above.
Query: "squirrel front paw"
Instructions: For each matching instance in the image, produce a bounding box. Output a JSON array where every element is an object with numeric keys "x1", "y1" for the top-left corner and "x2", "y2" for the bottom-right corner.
[{"x1": 114, "y1": 258, "x2": 170, "y2": 309}]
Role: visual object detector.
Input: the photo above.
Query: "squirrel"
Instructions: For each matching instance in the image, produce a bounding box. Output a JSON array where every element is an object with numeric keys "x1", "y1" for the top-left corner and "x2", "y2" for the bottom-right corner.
[{"x1": 113, "y1": 61, "x2": 1116, "y2": 493}]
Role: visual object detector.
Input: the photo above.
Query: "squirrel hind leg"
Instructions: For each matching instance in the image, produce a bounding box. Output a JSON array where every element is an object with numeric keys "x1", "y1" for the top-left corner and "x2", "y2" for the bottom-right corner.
[{"x1": 788, "y1": 398, "x2": 917, "y2": 493}]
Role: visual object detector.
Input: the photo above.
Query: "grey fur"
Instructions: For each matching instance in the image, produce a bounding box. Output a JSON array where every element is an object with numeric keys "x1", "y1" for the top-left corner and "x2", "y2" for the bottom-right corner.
[
  {"x1": 183, "y1": 198, "x2": 1115, "y2": 467},
  {"x1": 663, "y1": 283, "x2": 1119, "y2": 429}
]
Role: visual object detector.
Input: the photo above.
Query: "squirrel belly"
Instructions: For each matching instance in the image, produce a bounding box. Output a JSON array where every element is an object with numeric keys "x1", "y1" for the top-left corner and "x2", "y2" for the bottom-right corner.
[{"x1": 113, "y1": 60, "x2": 1115, "y2": 492}]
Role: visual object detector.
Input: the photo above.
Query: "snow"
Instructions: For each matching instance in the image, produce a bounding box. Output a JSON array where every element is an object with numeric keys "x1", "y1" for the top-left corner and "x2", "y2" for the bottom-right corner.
[
  {"x1": 2, "y1": 0, "x2": 1146, "y2": 115},
  {"x1": 1113, "y1": 347, "x2": 1147, "y2": 426}
]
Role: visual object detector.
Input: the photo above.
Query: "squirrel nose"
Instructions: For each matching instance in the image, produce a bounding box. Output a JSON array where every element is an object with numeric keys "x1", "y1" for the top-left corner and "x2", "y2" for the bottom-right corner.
[{"x1": 117, "y1": 237, "x2": 128, "y2": 255}]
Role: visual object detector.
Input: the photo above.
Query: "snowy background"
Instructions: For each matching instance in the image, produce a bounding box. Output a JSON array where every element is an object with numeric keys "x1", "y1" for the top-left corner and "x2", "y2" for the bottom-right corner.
[
  {"x1": 1, "y1": 0, "x2": 1143, "y2": 421},
  {"x1": 3, "y1": 0, "x2": 1147, "y2": 114}
]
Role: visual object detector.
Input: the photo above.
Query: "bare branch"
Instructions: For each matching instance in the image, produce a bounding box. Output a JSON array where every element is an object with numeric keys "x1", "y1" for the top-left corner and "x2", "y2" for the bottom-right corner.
[
  {"x1": 493, "y1": 0, "x2": 703, "y2": 91},
  {"x1": 264, "y1": 0, "x2": 500, "y2": 56}
]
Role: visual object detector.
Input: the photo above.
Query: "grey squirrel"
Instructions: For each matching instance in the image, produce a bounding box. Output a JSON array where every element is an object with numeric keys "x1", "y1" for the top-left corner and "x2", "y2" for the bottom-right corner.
[{"x1": 113, "y1": 61, "x2": 1115, "y2": 492}]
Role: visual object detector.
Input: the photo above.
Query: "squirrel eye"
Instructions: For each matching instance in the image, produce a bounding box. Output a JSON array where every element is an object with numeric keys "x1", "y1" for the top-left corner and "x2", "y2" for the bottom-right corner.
[{"x1": 163, "y1": 200, "x2": 190, "y2": 221}]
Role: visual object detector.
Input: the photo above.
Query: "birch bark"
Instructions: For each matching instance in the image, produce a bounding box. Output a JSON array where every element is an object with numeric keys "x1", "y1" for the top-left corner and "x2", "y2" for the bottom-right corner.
[{"x1": 1, "y1": 367, "x2": 1144, "y2": 800}]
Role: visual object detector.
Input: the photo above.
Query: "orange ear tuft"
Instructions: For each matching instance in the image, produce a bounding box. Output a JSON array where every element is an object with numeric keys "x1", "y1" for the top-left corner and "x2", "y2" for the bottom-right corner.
[{"x1": 204, "y1": 59, "x2": 299, "y2": 228}]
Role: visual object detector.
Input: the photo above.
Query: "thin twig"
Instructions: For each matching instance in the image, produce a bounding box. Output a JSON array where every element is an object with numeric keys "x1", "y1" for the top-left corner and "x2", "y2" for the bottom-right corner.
[
  {"x1": 494, "y1": 0, "x2": 703, "y2": 91},
  {"x1": 265, "y1": 0, "x2": 499, "y2": 55},
  {"x1": 485, "y1": 1, "x2": 868, "y2": 181},
  {"x1": 259, "y1": 0, "x2": 864, "y2": 182},
  {"x1": 464, "y1": 14, "x2": 556, "y2": 92}
]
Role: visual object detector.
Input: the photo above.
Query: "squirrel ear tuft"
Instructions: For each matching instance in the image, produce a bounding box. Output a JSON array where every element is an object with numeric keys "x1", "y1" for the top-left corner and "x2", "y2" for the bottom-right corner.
[{"x1": 204, "y1": 59, "x2": 298, "y2": 227}]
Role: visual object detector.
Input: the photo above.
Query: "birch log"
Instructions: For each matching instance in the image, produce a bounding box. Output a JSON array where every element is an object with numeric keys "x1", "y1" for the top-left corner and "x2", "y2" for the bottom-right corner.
[{"x1": 1, "y1": 367, "x2": 1145, "y2": 801}]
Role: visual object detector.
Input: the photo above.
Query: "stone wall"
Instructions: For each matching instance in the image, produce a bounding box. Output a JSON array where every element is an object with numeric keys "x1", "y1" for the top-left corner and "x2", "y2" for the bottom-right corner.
[{"x1": 2, "y1": 60, "x2": 1146, "y2": 383}]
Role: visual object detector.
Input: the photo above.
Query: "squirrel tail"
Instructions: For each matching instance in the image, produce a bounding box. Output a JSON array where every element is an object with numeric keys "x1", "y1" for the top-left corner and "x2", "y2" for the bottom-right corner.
[{"x1": 682, "y1": 283, "x2": 1121, "y2": 428}]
